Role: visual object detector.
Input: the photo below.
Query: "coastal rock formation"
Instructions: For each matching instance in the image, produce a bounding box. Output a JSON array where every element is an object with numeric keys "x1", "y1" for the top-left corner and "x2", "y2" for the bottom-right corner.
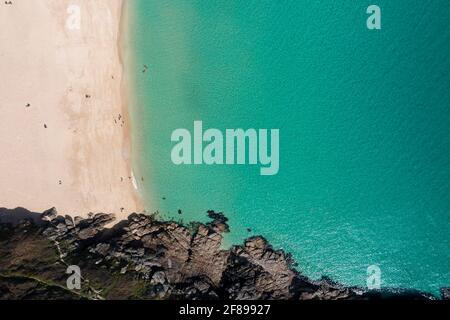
[
  {"x1": 0, "y1": 207, "x2": 444, "y2": 300},
  {"x1": 441, "y1": 288, "x2": 450, "y2": 300}
]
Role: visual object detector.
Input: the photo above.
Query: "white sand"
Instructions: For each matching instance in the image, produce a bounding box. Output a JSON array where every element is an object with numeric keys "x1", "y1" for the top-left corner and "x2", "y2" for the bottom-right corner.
[{"x1": 0, "y1": 0, "x2": 143, "y2": 219}]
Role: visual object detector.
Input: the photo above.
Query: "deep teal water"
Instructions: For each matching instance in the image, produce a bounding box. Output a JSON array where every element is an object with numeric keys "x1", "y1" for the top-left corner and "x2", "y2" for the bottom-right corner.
[{"x1": 126, "y1": 1, "x2": 450, "y2": 295}]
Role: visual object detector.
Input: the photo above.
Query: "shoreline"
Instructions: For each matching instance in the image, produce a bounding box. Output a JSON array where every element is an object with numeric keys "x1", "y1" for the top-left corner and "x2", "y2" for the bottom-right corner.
[
  {"x1": 0, "y1": 0, "x2": 143, "y2": 219},
  {"x1": 117, "y1": 0, "x2": 144, "y2": 212},
  {"x1": 120, "y1": 0, "x2": 155, "y2": 213},
  {"x1": 0, "y1": 207, "x2": 446, "y2": 300}
]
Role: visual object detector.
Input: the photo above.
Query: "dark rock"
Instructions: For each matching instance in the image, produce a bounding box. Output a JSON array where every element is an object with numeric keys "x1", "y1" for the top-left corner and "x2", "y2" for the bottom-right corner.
[
  {"x1": 441, "y1": 288, "x2": 450, "y2": 300},
  {"x1": 41, "y1": 207, "x2": 58, "y2": 222},
  {"x1": 206, "y1": 211, "x2": 230, "y2": 233},
  {"x1": 0, "y1": 209, "x2": 446, "y2": 300}
]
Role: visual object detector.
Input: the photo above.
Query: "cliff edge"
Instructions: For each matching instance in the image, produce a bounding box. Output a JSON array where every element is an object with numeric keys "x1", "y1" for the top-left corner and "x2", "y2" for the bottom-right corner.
[{"x1": 0, "y1": 207, "x2": 444, "y2": 300}]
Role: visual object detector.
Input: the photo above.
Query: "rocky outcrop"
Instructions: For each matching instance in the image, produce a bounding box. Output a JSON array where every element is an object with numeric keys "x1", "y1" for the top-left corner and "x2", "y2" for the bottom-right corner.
[
  {"x1": 0, "y1": 207, "x2": 445, "y2": 300},
  {"x1": 441, "y1": 288, "x2": 450, "y2": 300}
]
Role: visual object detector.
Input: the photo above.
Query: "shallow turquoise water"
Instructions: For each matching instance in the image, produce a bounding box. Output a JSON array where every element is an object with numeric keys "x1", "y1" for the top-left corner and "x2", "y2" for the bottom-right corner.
[{"x1": 126, "y1": 1, "x2": 450, "y2": 295}]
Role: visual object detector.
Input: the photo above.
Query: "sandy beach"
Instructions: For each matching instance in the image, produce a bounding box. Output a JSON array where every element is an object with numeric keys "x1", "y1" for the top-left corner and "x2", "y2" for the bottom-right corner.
[{"x1": 0, "y1": 0, "x2": 143, "y2": 219}]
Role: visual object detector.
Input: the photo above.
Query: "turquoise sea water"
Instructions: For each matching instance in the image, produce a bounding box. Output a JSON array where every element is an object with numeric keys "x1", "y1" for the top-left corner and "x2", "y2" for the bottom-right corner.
[{"x1": 126, "y1": 1, "x2": 450, "y2": 295}]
